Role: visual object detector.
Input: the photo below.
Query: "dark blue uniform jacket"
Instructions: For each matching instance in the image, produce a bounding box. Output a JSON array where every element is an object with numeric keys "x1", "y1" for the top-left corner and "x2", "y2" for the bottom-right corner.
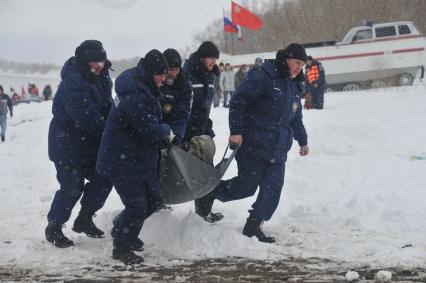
[
  {"x1": 229, "y1": 60, "x2": 308, "y2": 163},
  {"x1": 96, "y1": 62, "x2": 171, "y2": 181},
  {"x1": 48, "y1": 57, "x2": 112, "y2": 166},
  {"x1": 159, "y1": 70, "x2": 191, "y2": 143},
  {"x1": 182, "y1": 53, "x2": 217, "y2": 142}
]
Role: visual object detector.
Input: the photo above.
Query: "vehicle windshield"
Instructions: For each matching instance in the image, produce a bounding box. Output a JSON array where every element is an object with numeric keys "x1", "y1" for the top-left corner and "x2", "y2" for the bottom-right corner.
[{"x1": 352, "y1": 29, "x2": 373, "y2": 42}]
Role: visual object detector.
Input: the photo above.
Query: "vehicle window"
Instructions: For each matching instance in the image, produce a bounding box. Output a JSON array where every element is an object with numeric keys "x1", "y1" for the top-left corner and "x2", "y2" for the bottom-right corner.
[
  {"x1": 353, "y1": 29, "x2": 372, "y2": 42},
  {"x1": 398, "y1": 25, "x2": 411, "y2": 35},
  {"x1": 375, "y1": 26, "x2": 396, "y2": 37}
]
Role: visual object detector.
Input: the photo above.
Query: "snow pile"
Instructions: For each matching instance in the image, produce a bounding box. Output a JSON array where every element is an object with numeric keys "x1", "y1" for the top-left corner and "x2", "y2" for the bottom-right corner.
[
  {"x1": 0, "y1": 82, "x2": 426, "y2": 276},
  {"x1": 345, "y1": 271, "x2": 360, "y2": 281},
  {"x1": 374, "y1": 270, "x2": 392, "y2": 283}
]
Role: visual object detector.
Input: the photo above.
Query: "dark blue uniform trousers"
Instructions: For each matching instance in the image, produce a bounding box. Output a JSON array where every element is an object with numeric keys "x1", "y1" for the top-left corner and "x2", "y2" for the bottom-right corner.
[
  {"x1": 313, "y1": 90, "x2": 324, "y2": 109},
  {"x1": 47, "y1": 162, "x2": 113, "y2": 224},
  {"x1": 111, "y1": 177, "x2": 163, "y2": 251},
  {"x1": 215, "y1": 152, "x2": 285, "y2": 221}
]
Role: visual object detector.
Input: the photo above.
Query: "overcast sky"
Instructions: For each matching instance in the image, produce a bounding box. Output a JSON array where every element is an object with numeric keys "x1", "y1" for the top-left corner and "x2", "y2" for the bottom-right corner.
[{"x1": 0, "y1": 0, "x2": 255, "y2": 64}]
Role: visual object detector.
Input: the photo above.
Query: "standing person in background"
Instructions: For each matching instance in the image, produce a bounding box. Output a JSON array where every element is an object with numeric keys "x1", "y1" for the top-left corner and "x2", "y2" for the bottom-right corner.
[
  {"x1": 304, "y1": 56, "x2": 326, "y2": 109},
  {"x1": 20, "y1": 85, "x2": 26, "y2": 99},
  {"x1": 219, "y1": 63, "x2": 235, "y2": 108},
  {"x1": 234, "y1": 64, "x2": 248, "y2": 90},
  {"x1": 249, "y1": 57, "x2": 263, "y2": 71},
  {"x1": 10, "y1": 87, "x2": 20, "y2": 105},
  {"x1": 46, "y1": 40, "x2": 113, "y2": 248},
  {"x1": 0, "y1": 85, "x2": 13, "y2": 142},
  {"x1": 97, "y1": 50, "x2": 173, "y2": 265},
  {"x1": 159, "y1": 48, "x2": 192, "y2": 145},
  {"x1": 213, "y1": 62, "x2": 224, "y2": 108},
  {"x1": 30, "y1": 84, "x2": 39, "y2": 97},
  {"x1": 43, "y1": 84, "x2": 53, "y2": 101},
  {"x1": 195, "y1": 44, "x2": 310, "y2": 241}
]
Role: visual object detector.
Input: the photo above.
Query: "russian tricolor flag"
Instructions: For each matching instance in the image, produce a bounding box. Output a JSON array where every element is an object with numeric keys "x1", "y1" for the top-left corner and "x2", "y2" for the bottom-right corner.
[{"x1": 224, "y1": 17, "x2": 238, "y2": 33}]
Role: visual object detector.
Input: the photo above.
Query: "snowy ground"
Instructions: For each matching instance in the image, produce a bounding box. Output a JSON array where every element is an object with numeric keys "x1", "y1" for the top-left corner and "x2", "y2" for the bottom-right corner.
[{"x1": 0, "y1": 75, "x2": 426, "y2": 281}]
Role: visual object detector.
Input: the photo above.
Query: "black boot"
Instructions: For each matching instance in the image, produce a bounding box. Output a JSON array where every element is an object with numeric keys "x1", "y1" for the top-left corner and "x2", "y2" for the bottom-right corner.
[
  {"x1": 242, "y1": 215, "x2": 275, "y2": 243},
  {"x1": 45, "y1": 222, "x2": 74, "y2": 248},
  {"x1": 194, "y1": 192, "x2": 224, "y2": 223},
  {"x1": 1, "y1": 135, "x2": 4, "y2": 142},
  {"x1": 72, "y1": 211, "x2": 104, "y2": 238},
  {"x1": 112, "y1": 248, "x2": 144, "y2": 265},
  {"x1": 111, "y1": 225, "x2": 144, "y2": 251},
  {"x1": 202, "y1": 212, "x2": 224, "y2": 223}
]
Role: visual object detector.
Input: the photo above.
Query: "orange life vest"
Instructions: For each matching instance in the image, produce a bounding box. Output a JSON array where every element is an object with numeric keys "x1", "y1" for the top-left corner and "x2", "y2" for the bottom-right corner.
[{"x1": 306, "y1": 65, "x2": 320, "y2": 84}]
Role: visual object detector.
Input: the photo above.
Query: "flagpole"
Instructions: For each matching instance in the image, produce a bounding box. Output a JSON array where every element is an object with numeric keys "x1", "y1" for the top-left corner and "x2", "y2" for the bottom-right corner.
[
  {"x1": 223, "y1": 7, "x2": 228, "y2": 54},
  {"x1": 231, "y1": 33, "x2": 234, "y2": 55}
]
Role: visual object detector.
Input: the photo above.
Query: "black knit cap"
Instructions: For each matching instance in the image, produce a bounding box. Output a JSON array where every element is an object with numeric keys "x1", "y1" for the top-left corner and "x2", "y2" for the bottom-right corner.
[
  {"x1": 144, "y1": 49, "x2": 169, "y2": 76},
  {"x1": 75, "y1": 40, "x2": 107, "y2": 66},
  {"x1": 196, "y1": 41, "x2": 219, "y2": 59},
  {"x1": 282, "y1": 43, "x2": 307, "y2": 62},
  {"x1": 163, "y1": 48, "x2": 182, "y2": 68}
]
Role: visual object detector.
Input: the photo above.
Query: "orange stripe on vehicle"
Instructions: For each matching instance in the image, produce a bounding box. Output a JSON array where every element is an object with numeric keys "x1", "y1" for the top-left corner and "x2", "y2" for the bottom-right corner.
[
  {"x1": 315, "y1": 51, "x2": 384, "y2": 61},
  {"x1": 392, "y1": 47, "x2": 425, "y2": 54}
]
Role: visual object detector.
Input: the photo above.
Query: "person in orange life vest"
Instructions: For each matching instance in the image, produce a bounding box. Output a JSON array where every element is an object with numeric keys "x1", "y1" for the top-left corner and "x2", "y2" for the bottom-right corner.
[{"x1": 304, "y1": 56, "x2": 326, "y2": 109}]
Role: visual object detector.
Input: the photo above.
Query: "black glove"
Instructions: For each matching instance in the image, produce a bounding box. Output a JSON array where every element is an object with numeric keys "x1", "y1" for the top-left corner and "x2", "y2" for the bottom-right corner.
[
  {"x1": 172, "y1": 135, "x2": 182, "y2": 146},
  {"x1": 160, "y1": 140, "x2": 169, "y2": 150}
]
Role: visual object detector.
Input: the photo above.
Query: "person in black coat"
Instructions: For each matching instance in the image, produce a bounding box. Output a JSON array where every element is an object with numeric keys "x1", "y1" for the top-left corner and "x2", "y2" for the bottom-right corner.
[
  {"x1": 182, "y1": 42, "x2": 224, "y2": 222},
  {"x1": 160, "y1": 48, "x2": 191, "y2": 145},
  {"x1": 43, "y1": 84, "x2": 53, "y2": 101},
  {"x1": 46, "y1": 40, "x2": 113, "y2": 248},
  {"x1": 96, "y1": 50, "x2": 173, "y2": 265},
  {"x1": 0, "y1": 85, "x2": 13, "y2": 142},
  {"x1": 196, "y1": 44, "x2": 310, "y2": 243},
  {"x1": 182, "y1": 41, "x2": 220, "y2": 143}
]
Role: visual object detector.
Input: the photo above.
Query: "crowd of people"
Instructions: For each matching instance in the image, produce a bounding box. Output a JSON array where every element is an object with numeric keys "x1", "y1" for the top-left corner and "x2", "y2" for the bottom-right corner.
[
  {"x1": 213, "y1": 57, "x2": 261, "y2": 108},
  {"x1": 0, "y1": 83, "x2": 53, "y2": 142},
  {"x1": 3, "y1": 38, "x2": 323, "y2": 265},
  {"x1": 213, "y1": 54, "x2": 326, "y2": 111},
  {"x1": 5, "y1": 83, "x2": 53, "y2": 106}
]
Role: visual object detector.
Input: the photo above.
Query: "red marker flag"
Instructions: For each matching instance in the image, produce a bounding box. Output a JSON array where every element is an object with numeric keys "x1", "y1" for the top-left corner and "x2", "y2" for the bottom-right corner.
[{"x1": 231, "y1": 1, "x2": 263, "y2": 30}]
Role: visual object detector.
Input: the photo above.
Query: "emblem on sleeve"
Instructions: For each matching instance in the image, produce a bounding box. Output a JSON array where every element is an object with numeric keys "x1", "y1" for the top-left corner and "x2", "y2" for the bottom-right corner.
[
  {"x1": 164, "y1": 103, "x2": 173, "y2": 114},
  {"x1": 292, "y1": 101, "x2": 298, "y2": 113}
]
